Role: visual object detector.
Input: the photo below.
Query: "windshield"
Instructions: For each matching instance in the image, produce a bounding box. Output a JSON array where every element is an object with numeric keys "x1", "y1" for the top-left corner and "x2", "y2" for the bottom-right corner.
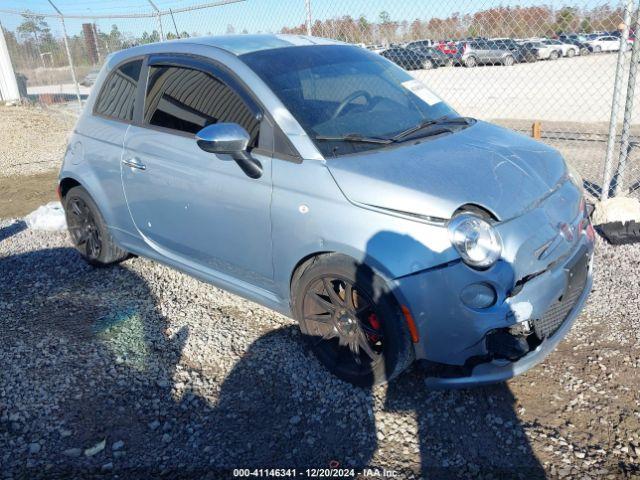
[{"x1": 241, "y1": 45, "x2": 458, "y2": 156}]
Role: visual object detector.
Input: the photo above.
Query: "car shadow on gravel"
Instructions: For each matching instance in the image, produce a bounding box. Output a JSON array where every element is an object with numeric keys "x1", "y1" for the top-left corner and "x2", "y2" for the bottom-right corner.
[
  {"x1": 357, "y1": 231, "x2": 545, "y2": 478},
  {"x1": 384, "y1": 373, "x2": 546, "y2": 478},
  {"x1": 1, "y1": 246, "x2": 544, "y2": 479},
  {"x1": 1, "y1": 247, "x2": 377, "y2": 477},
  {"x1": 0, "y1": 220, "x2": 27, "y2": 242}
]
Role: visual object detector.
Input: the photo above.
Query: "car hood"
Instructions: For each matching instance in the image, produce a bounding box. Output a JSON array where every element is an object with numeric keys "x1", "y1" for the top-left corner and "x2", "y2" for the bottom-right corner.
[{"x1": 325, "y1": 121, "x2": 568, "y2": 221}]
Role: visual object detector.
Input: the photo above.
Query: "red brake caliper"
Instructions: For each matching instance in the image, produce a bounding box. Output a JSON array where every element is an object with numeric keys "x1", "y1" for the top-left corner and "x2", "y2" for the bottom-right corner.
[{"x1": 367, "y1": 313, "x2": 381, "y2": 342}]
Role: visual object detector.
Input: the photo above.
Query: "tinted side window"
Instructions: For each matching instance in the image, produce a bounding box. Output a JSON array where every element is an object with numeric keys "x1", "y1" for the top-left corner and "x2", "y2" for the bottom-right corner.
[
  {"x1": 143, "y1": 65, "x2": 259, "y2": 144},
  {"x1": 94, "y1": 59, "x2": 142, "y2": 122}
]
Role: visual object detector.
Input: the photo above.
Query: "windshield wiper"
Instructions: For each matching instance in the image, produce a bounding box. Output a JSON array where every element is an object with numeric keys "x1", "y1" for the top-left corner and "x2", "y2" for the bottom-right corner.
[
  {"x1": 315, "y1": 133, "x2": 393, "y2": 144},
  {"x1": 390, "y1": 115, "x2": 471, "y2": 142}
]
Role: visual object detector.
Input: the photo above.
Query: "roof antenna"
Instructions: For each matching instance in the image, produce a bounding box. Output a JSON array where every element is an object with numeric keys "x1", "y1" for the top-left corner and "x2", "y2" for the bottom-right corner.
[{"x1": 169, "y1": 8, "x2": 180, "y2": 38}]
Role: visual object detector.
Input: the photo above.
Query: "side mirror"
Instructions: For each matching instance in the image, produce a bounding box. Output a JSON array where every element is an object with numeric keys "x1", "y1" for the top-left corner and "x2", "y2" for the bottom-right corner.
[{"x1": 196, "y1": 123, "x2": 262, "y2": 179}]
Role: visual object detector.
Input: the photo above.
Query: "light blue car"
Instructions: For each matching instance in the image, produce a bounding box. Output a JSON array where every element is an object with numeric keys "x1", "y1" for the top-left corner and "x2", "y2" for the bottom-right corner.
[{"x1": 59, "y1": 34, "x2": 595, "y2": 387}]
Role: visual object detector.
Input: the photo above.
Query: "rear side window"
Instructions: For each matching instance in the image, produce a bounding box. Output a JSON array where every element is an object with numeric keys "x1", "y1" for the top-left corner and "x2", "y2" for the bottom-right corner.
[
  {"x1": 94, "y1": 59, "x2": 142, "y2": 122},
  {"x1": 143, "y1": 65, "x2": 259, "y2": 144}
]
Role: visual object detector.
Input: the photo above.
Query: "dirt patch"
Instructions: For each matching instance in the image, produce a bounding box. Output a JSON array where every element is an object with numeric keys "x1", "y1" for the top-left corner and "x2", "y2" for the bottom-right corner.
[{"x1": 0, "y1": 170, "x2": 59, "y2": 218}]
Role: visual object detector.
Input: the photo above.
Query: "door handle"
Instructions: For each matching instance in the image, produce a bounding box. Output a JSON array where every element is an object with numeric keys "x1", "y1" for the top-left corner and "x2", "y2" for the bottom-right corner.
[{"x1": 122, "y1": 157, "x2": 146, "y2": 171}]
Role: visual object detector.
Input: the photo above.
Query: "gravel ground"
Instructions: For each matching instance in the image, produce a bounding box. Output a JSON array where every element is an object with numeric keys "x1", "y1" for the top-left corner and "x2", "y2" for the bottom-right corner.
[
  {"x1": 0, "y1": 105, "x2": 75, "y2": 177},
  {"x1": 1, "y1": 219, "x2": 639, "y2": 479}
]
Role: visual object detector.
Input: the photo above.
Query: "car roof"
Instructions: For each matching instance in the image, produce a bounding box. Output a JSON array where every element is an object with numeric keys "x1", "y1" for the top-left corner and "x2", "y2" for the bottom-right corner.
[{"x1": 111, "y1": 34, "x2": 344, "y2": 60}]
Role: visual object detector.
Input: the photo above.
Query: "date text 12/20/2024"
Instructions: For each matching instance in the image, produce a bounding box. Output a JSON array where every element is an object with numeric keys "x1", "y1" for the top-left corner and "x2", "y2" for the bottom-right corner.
[{"x1": 232, "y1": 468, "x2": 399, "y2": 477}]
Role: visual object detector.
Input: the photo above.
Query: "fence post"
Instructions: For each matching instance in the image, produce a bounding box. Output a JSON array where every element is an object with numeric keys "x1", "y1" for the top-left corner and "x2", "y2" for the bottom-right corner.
[
  {"x1": 47, "y1": 1, "x2": 82, "y2": 109},
  {"x1": 0, "y1": 20, "x2": 20, "y2": 103},
  {"x1": 59, "y1": 17, "x2": 82, "y2": 109},
  {"x1": 602, "y1": 0, "x2": 634, "y2": 199},
  {"x1": 305, "y1": 0, "x2": 312, "y2": 36},
  {"x1": 147, "y1": 0, "x2": 165, "y2": 41},
  {"x1": 614, "y1": 1, "x2": 640, "y2": 197}
]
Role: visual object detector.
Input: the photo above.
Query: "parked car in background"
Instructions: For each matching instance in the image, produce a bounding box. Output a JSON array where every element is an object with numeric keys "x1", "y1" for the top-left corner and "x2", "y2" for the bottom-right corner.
[
  {"x1": 607, "y1": 30, "x2": 636, "y2": 48},
  {"x1": 586, "y1": 35, "x2": 621, "y2": 53},
  {"x1": 405, "y1": 39, "x2": 434, "y2": 50},
  {"x1": 406, "y1": 44, "x2": 454, "y2": 67},
  {"x1": 60, "y1": 34, "x2": 595, "y2": 387},
  {"x1": 80, "y1": 69, "x2": 100, "y2": 87},
  {"x1": 380, "y1": 47, "x2": 439, "y2": 70},
  {"x1": 559, "y1": 33, "x2": 590, "y2": 43},
  {"x1": 541, "y1": 38, "x2": 579, "y2": 57},
  {"x1": 434, "y1": 40, "x2": 458, "y2": 55},
  {"x1": 489, "y1": 38, "x2": 538, "y2": 63},
  {"x1": 455, "y1": 40, "x2": 515, "y2": 67},
  {"x1": 558, "y1": 37, "x2": 592, "y2": 55},
  {"x1": 522, "y1": 41, "x2": 560, "y2": 60}
]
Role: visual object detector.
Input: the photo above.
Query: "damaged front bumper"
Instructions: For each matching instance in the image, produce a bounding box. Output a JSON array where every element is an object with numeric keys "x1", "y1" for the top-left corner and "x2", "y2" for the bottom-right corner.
[
  {"x1": 392, "y1": 183, "x2": 595, "y2": 388},
  {"x1": 427, "y1": 255, "x2": 592, "y2": 388}
]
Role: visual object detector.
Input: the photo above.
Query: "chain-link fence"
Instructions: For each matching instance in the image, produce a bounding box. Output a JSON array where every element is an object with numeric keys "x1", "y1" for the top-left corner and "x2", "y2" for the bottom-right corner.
[{"x1": 1, "y1": 0, "x2": 639, "y2": 202}]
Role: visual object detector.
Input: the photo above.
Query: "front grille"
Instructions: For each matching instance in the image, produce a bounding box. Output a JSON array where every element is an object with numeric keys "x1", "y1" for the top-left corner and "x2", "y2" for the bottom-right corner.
[{"x1": 532, "y1": 248, "x2": 590, "y2": 340}]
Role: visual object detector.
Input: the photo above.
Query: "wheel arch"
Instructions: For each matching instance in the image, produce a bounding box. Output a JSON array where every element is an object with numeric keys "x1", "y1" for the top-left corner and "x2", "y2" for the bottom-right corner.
[
  {"x1": 58, "y1": 176, "x2": 82, "y2": 199},
  {"x1": 287, "y1": 248, "x2": 401, "y2": 307},
  {"x1": 290, "y1": 251, "x2": 333, "y2": 291},
  {"x1": 57, "y1": 167, "x2": 123, "y2": 231},
  {"x1": 287, "y1": 249, "x2": 420, "y2": 359}
]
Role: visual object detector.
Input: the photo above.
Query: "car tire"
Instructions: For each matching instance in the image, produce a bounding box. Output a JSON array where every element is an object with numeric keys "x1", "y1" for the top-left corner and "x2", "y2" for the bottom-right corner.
[
  {"x1": 580, "y1": 47, "x2": 590, "y2": 55},
  {"x1": 464, "y1": 56, "x2": 477, "y2": 68},
  {"x1": 64, "y1": 186, "x2": 129, "y2": 266},
  {"x1": 503, "y1": 55, "x2": 515, "y2": 66},
  {"x1": 594, "y1": 45, "x2": 602, "y2": 53},
  {"x1": 567, "y1": 48, "x2": 576, "y2": 58},
  {"x1": 291, "y1": 253, "x2": 414, "y2": 387},
  {"x1": 549, "y1": 50, "x2": 559, "y2": 60},
  {"x1": 422, "y1": 59, "x2": 434, "y2": 70}
]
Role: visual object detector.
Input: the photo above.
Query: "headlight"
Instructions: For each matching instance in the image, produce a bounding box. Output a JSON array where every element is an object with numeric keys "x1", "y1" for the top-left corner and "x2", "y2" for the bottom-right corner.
[{"x1": 447, "y1": 213, "x2": 502, "y2": 269}]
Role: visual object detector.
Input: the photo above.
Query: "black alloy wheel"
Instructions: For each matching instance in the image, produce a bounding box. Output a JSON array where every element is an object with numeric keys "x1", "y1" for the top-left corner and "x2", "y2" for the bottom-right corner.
[
  {"x1": 67, "y1": 196, "x2": 102, "y2": 261},
  {"x1": 63, "y1": 186, "x2": 128, "y2": 266},
  {"x1": 302, "y1": 275, "x2": 383, "y2": 373},
  {"x1": 292, "y1": 254, "x2": 414, "y2": 386}
]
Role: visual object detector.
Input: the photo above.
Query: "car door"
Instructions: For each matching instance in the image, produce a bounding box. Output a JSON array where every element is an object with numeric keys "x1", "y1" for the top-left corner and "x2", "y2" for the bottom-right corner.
[
  {"x1": 604, "y1": 36, "x2": 620, "y2": 51},
  {"x1": 596, "y1": 37, "x2": 608, "y2": 51},
  {"x1": 478, "y1": 41, "x2": 496, "y2": 63},
  {"x1": 121, "y1": 55, "x2": 275, "y2": 290},
  {"x1": 550, "y1": 39, "x2": 564, "y2": 54},
  {"x1": 74, "y1": 58, "x2": 143, "y2": 235},
  {"x1": 392, "y1": 49, "x2": 407, "y2": 68},
  {"x1": 486, "y1": 41, "x2": 503, "y2": 63},
  {"x1": 391, "y1": 49, "x2": 407, "y2": 68},
  {"x1": 404, "y1": 49, "x2": 422, "y2": 69}
]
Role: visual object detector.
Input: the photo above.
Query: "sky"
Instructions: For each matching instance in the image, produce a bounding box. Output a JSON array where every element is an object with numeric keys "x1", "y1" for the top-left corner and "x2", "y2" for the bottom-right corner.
[{"x1": 0, "y1": 0, "x2": 624, "y2": 38}]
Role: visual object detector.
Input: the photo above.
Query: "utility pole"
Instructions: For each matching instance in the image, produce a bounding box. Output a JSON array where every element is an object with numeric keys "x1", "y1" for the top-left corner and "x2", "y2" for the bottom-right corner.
[
  {"x1": 147, "y1": 0, "x2": 165, "y2": 41},
  {"x1": 47, "y1": 0, "x2": 82, "y2": 109}
]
